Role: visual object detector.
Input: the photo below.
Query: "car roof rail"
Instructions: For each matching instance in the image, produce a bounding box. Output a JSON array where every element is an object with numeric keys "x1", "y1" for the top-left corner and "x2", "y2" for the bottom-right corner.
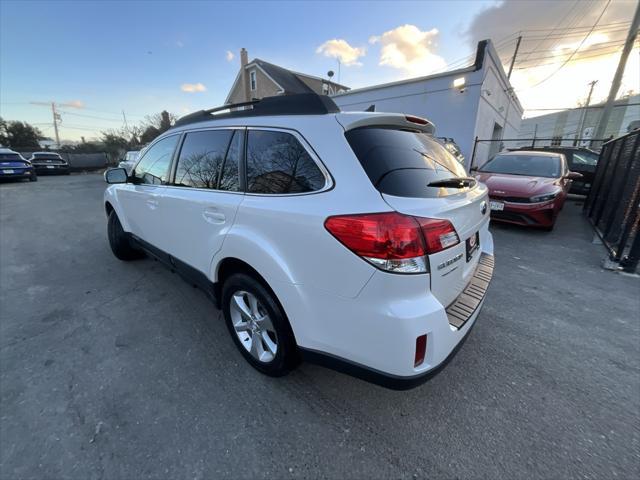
[{"x1": 173, "y1": 93, "x2": 341, "y2": 128}]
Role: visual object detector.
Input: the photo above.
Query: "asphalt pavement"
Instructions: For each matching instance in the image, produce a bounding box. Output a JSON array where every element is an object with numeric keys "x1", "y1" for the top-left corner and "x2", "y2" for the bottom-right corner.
[{"x1": 1, "y1": 174, "x2": 638, "y2": 479}]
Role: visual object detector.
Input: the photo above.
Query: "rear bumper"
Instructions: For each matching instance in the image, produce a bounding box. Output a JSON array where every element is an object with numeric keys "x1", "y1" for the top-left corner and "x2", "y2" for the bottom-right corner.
[
  {"x1": 0, "y1": 168, "x2": 35, "y2": 180},
  {"x1": 33, "y1": 164, "x2": 69, "y2": 174},
  {"x1": 300, "y1": 309, "x2": 481, "y2": 390},
  {"x1": 278, "y1": 228, "x2": 494, "y2": 389},
  {"x1": 490, "y1": 199, "x2": 558, "y2": 227}
]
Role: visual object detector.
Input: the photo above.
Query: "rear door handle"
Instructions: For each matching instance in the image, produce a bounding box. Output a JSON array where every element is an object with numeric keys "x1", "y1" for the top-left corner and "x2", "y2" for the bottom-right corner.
[{"x1": 203, "y1": 209, "x2": 226, "y2": 224}]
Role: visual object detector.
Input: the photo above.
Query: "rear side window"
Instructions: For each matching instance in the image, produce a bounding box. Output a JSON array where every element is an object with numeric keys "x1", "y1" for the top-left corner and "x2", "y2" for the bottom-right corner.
[
  {"x1": 345, "y1": 127, "x2": 468, "y2": 198},
  {"x1": 174, "y1": 129, "x2": 239, "y2": 191},
  {"x1": 133, "y1": 135, "x2": 179, "y2": 185},
  {"x1": 246, "y1": 130, "x2": 325, "y2": 194}
]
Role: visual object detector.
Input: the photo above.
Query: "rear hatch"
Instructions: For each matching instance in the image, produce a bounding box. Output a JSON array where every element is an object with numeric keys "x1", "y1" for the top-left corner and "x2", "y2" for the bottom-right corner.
[
  {"x1": 32, "y1": 155, "x2": 66, "y2": 165},
  {"x1": 344, "y1": 124, "x2": 489, "y2": 307},
  {"x1": 0, "y1": 153, "x2": 30, "y2": 169}
]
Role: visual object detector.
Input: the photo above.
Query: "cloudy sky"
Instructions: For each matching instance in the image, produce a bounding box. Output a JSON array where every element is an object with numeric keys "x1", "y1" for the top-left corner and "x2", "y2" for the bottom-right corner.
[{"x1": 0, "y1": 0, "x2": 637, "y2": 141}]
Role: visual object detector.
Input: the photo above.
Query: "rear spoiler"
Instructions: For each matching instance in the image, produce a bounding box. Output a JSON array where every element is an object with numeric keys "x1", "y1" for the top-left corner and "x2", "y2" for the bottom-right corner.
[{"x1": 336, "y1": 113, "x2": 435, "y2": 135}]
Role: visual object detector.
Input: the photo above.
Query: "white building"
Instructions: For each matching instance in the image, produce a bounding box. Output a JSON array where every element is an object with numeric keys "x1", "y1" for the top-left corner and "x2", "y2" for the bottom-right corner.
[
  {"x1": 332, "y1": 40, "x2": 523, "y2": 168},
  {"x1": 518, "y1": 94, "x2": 640, "y2": 148}
]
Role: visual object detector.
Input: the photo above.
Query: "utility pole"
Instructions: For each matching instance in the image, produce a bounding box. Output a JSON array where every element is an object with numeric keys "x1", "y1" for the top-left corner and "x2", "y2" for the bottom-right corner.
[
  {"x1": 507, "y1": 35, "x2": 522, "y2": 80},
  {"x1": 31, "y1": 101, "x2": 62, "y2": 148},
  {"x1": 593, "y1": 1, "x2": 640, "y2": 142},
  {"x1": 51, "y1": 102, "x2": 61, "y2": 148},
  {"x1": 575, "y1": 80, "x2": 598, "y2": 146},
  {"x1": 122, "y1": 110, "x2": 129, "y2": 133}
]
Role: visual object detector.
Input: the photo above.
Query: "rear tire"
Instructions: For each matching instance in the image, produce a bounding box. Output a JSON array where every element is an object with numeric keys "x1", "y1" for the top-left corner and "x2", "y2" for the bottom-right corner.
[
  {"x1": 222, "y1": 273, "x2": 299, "y2": 376},
  {"x1": 29, "y1": 172, "x2": 37, "y2": 182},
  {"x1": 107, "y1": 210, "x2": 143, "y2": 260}
]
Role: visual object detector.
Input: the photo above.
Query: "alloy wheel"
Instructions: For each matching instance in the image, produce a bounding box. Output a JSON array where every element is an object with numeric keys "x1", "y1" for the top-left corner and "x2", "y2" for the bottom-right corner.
[{"x1": 229, "y1": 290, "x2": 278, "y2": 363}]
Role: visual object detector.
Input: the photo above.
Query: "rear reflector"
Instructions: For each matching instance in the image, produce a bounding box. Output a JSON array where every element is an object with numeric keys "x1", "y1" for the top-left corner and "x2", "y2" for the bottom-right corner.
[
  {"x1": 415, "y1": 334, "x2": 427, "y2": 367},
  {"x1": 324, "y1": 212, "x2": 459, "y2": 274}
]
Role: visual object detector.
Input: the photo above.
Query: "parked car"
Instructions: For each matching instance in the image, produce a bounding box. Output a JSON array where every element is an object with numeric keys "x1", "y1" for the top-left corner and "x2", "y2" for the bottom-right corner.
[
  {"x1": 511, "y1": 146, "x2": 598, "y2": 195},
  {"x1": 103, "y1": 93, "x2": 494, "y2": 389},
  {"x1": 118, "y1": 150, "x2": 140, "y2": 174},
  {"x1": 28, "y1": 152, "x2": 70, "y2": 175},
  {"x1": 0, "y1": 148, "x2": 37, "y2": 182},
  {"x1": 473, "y1": 150, "x2": 581, "y2": 231}
]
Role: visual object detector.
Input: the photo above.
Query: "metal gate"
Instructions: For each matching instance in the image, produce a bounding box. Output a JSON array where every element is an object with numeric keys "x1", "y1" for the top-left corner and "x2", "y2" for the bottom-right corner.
[{"x1": 584, "y1": 130, "x2": 640, "y2": 273}]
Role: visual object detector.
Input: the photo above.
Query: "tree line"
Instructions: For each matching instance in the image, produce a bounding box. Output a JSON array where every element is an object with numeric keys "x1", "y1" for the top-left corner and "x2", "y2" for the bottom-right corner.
[{"x1": 0, "y1": 110, "x2": 177, "y2": 161}]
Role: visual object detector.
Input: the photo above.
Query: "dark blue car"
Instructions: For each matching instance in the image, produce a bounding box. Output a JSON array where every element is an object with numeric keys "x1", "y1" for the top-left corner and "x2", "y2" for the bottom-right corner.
[{"x1": 0, "y1": 148, "x2": 37, "y2": 182}]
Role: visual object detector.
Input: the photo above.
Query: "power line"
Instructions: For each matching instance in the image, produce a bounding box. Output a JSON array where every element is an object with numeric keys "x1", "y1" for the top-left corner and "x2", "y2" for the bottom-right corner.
[
  {"x1": 57, "y1": 110, "x2": 124, "y2": 122},
  {"x1": 519, "y1": 19, "x2": 630, "y2": 33},
  {"x1": 520, "y1": 0, "x2": 612, "y2": 90},
  {"x1": 516, "y1": 0, "x2": 581, "y2": 65}
]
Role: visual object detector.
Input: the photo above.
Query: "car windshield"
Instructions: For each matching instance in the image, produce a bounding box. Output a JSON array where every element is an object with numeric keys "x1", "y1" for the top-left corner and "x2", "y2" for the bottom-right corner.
[
  {"x1": 35, "y1": 154, "x2": 60, "y2": 159},
  {"x1": 480, "y1": 154, "x2": 562, "y2": 178},
  {"x1": 572, "y1": 151, "x2": 598, "y2": 166}
]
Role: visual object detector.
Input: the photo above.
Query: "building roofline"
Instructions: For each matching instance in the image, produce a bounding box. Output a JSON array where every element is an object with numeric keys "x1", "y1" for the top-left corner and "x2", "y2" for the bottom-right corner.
[{"x1": 332, "y1": 40, "x2": 489, "y2": 98}]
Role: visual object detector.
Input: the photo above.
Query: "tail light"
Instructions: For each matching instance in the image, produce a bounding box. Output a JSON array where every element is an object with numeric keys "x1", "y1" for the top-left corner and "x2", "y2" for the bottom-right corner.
[{"x1": 324, "y1": 212, "x2": 459, "y2": 274}]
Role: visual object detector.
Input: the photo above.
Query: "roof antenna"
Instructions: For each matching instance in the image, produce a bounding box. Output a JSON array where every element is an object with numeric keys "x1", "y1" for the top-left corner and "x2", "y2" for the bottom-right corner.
[{"x1": 365, "y1": 104, "x2": 376, "y2": 112}]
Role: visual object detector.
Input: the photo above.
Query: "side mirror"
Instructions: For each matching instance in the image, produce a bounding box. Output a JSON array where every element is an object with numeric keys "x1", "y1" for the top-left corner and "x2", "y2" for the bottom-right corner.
[
  {"x1": 567, "y1": 171, "x2": 583, "y2": 180},
  {"x1": 469, "y1": 166, "x2": 478, "y2": 172},
  {"x1": 104, "y1": 167, "x2": 128, "y2": 184}
]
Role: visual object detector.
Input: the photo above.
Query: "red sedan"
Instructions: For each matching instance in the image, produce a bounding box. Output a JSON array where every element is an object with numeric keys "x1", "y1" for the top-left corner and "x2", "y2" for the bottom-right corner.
[{"x1": 473, "y1": 151, "x2": 582, "y2": 231}]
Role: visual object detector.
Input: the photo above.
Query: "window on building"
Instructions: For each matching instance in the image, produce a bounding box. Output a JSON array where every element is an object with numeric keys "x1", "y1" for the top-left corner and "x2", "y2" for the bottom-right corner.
[
  {"x1": 174, "y1": 129, "x2": 239, "y2": 190},
  {"x1": 551, "y1": 136, "x2": 562, "y2": 146},
  {"x1": 133, "y1": 135, "x2": 179, "y2": 185},
  {"x1": 246, "y1": 130, "x2": 325, "y2": 194},
  {"x1": 250, "y1": 71, "x2": 257, "y2": 91}
]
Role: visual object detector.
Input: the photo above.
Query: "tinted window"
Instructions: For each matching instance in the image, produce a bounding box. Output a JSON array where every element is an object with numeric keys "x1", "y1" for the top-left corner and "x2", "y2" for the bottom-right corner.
[
  {"x1": 246, "y1": 130, "x2": 325, "y2": 194},
  {"x1": 480, "y1": 154, "x2": 562, "y2": 178},
  {"x1": 345, "y1": 127, "x2": 468, "y2": 198},
  {"x1": 133, "y1": 135, "x2": 179, "y2": 185},
  {"x1": 174, "y1": 129, "x2": 237, "y2": 190},
  {"x1": 572, "y1": 151, "x2": 598, "y2": 167},
  {"x1": 0, "y1": 153, "x2": 22, "y2": 161}
]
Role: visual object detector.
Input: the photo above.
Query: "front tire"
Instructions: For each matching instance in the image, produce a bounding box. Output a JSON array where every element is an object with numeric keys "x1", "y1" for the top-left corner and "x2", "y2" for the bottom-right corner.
[
  {"x1": 107, "y1": 210, "x2": 143, "y2": 260},
  {"x1": 29, "y1": 172, "x2": 37, "y2": 182},
  {"x1": 222, "y1": 273, "x2": 299, "y2": 376}
]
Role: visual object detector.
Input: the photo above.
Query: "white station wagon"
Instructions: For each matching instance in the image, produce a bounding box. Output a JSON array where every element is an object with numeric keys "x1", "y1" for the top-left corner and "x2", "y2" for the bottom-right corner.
[{"x1": 104, "y1": 93, "x2": 494, "y2": 389}]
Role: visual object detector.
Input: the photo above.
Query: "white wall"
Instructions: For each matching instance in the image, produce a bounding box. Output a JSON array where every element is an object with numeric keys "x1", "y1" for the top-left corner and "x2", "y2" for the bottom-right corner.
[{"x1": 332, "y1": 41, "x2": 523, "y2": 170}]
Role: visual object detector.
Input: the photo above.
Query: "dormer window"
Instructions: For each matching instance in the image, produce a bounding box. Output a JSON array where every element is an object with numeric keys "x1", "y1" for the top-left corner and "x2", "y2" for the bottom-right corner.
[{"x1": 250, "y1": 71, "x2": 257, "y2": 91}]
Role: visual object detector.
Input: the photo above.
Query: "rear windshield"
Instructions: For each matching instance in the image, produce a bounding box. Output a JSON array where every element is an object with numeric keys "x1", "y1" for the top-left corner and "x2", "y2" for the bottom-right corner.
[
  {"x1": 345, "y1": 127, "x2": 468, "y2": 198},
  {"x1": 0, "y1": 153, "x2": 23, "y2": 161},
  {"x1": 34, "y1": 153, "x2": 61, "y2": 159},
  {"x1": 480, "y1": 154, "x2": 562, "y2": 178}
]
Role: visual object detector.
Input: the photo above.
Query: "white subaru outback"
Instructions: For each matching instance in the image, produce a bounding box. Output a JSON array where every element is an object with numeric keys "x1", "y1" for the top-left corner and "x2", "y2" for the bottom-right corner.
[{"x1": 104, "y1": 93, "x2": 494, "y2": 389}]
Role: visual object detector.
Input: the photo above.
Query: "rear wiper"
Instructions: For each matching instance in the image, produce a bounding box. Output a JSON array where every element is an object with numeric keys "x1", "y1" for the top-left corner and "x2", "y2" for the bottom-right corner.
[{"x1": 427, "y1": 177, "x2": 476, "y2": 188}]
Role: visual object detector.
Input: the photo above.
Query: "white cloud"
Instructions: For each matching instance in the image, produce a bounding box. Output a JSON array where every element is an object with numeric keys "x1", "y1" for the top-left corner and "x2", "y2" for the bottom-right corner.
[
  {"x1": 180, "y1": 83, "x2": 207, "y2": 93},
  {"x1": 226, "y1": 50, "x2": 234, "y2": 62},
  {"x1": 316, "y1": 39, "x2": 366, "y2": 66},
  {"x1": 369, "y1": 24, "x2": 446, "y2": 76},
  {"x1": 61, "y1": 100, "x2": 84, "y2": 109}
]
